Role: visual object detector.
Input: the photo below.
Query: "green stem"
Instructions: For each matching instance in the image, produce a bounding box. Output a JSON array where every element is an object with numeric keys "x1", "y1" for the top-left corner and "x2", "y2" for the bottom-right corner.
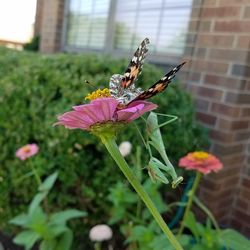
[
  {"x1": 193, "y1": 195, "x2": 220, "y2": 232},
  {"x1": 94, "y1": 242, "x2": 101, "y2": 250},
  {"x1": 100, "y1": 135, "x2": 183, "y2": 250},
  {"x1": 29, "y1": 161, "x2": 42, "y2": 186},
  {"x1": 28, "y1": 161, "x2": 50, "y2": 213},
  {"x1": 178, "y1": 172, "x2": 202, "y2": 236}
]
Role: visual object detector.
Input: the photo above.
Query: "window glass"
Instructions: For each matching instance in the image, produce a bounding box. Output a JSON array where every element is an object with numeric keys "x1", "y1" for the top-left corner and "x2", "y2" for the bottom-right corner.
[
  {"x1": 114, "y1": 0, "x2": 193, "y2": 55},
  {"x1": 66, "y1": 0, "x2": 193, "y2": 56},
  {"x1": 66, "y1": 0, "x2": 111, "y2": 49}
]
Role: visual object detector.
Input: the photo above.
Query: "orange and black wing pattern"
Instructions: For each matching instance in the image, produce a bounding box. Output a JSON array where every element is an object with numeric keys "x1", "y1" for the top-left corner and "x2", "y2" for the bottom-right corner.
[
  {"x1": 122, "y1": 38, "x2": 150, "y2": 88},
  {"x1": 131, "y1": 62, "x2": 186, "y2": 101}
]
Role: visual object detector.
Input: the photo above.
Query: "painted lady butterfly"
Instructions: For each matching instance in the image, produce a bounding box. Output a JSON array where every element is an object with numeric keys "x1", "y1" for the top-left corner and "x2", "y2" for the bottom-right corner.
[{"x1": 109, "y1": 38, "x2": 186, "y2": 106}]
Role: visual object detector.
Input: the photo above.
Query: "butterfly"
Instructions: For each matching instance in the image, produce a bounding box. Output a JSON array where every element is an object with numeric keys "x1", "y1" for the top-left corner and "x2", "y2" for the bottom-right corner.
[{"x1": 109, "y1": 38, "x2": 186, "y2": 106}]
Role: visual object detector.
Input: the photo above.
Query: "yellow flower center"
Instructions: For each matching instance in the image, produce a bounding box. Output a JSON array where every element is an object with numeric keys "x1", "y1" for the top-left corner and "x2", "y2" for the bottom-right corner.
[
  {"x1": 85, "y1": 88, "x2": 111, "y2": 101},
  {"x1": 22, "y1": 146, "x2": 31, "y2": 153},
  {"x1": 192, "y1": 151, "x2": 210, "y2": 160}
]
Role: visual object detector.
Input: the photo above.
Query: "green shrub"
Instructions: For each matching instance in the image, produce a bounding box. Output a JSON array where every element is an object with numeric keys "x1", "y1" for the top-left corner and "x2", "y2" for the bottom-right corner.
[
  {"x1": 23, "y1": 36, "x2": 40, "y2": 52},
  {"x1": 0, "y1": 47, "x2": 208, "y2": 249}
]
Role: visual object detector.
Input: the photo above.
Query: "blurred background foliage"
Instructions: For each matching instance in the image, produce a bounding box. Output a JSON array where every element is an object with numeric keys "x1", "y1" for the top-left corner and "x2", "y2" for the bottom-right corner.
[{"x1": 0, "y1": 47, "x2": 208, "y2": 249}]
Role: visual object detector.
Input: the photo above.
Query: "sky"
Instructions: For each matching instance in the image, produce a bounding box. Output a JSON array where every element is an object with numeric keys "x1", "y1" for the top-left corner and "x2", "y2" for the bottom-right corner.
[{"x1": 0, "y1": 0, "x2": 37, "y2": 43}]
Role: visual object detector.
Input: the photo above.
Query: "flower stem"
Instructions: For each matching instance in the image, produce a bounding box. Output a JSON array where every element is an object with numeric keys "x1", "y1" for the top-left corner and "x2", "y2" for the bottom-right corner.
[
  {"x1": 178, "y1": 172, "x2": 202, "y2": 236},
  {"x1": 193, "y1": 195, "x2": 220, "y2": 232},
  {"x1": 94, "y1": 242, "x2": 101, "y2": 250},
  {"x1": 29, "y1": 161, "x2": 42, "y2": 186},
  {"x1": 100, "y1": 136, "x2": 183, "y2": 250}
]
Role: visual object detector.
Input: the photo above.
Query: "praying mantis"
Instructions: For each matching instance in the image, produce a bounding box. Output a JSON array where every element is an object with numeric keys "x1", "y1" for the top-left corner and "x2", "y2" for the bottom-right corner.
[{"x1": 135, "y1": 112, "x2": 183, "y2": 188}]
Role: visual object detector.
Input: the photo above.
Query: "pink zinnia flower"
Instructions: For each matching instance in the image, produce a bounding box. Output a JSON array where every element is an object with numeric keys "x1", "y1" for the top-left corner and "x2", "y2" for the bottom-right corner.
[
  {"x1": 54, "y1": 97, "x2": 157, "y2": 131},
  {"x1": 16, "y1": 144, "x2": 39, "y2": 161},
  {"x1": 178, "y1": 151, "x2": 223, "y2": 174}
]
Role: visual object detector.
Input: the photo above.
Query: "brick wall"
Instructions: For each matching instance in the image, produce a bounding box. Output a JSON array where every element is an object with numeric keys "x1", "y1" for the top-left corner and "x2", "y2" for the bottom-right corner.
[
  {"x1": 181, "y1": 0, "x2": 250, "y2": 235},
  {"x1": 39, "y1": 0, "x2": 65, "y2": 53},
  {"x1": 34, "y1": 0, "x2": 44, "y2": 36}
]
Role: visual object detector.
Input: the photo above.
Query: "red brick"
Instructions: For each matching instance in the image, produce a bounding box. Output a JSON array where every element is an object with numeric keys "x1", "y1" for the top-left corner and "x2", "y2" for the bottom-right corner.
[
  {"x1": 244, "y1": 6, "x2": 250, "y2": 18},
  {"x1": 233, "y1": 209, "x2": 250, "y2": 222},
  {"x1": 240, "y1": 188, "x2": 250, "y2": 200},
  {"x1": 190, "y1": 85, "x2": 223, "y2": 100},
  {"x1": 218, "y1": 118, "x2": 233, "y2": 130},
  {"x1": 210, "y1": 129, "x2": 234, "y2": 143},
  {"x1": 231, "y1": 218, "x2": 243, "y2": 231},
  {"x1": 220, "y1": 154, "x2": 245, "y2": 166},
  {"x1": 189, "y1": 72, "x2": 202, "y2": 82},
  {"x1": 211, "y1": 103, "x2": 241, "y2": 117},
  {"x1": 189, "y1": 20, "x2": 212, "y2": 32},
  {"x1": 219, "y1": 0, "x2": 250, "y2": 5},
  {"x1": 201, "y1": 7, "x2": 241, "y2": 18},
  {"x1": 197, "y1": 112, "x2": 217, "y2": 125},
  {"x1": 194, "y1": 98, "x2": 210, "y2": 112},
  {"x1": 226, "y1": 93, "x2": 250, "y2": 105},
  {"x1": 204, "y1": 74, "x2": 246, "y2": 90},
  {"x1": 241, "y1": 108, "x2": 250, "y2": 117},
  {"x1": 222, "y1": 175, "x2": 240, "y2": 188},
  {"x1": 242, "y1": 226, "x2": 250, "y2": 237},
  {"x1": 215, "y1": 21, "x2": 250, "y2": 32},
  {"x1": 242, "y1": 177, "x2": 250, "y2": 189},
  {"x1": 236, "y1": 198, "x2": 249, "y2": 210},
  {"x1": 213, "y1": 143, "x2": 245, "y2": 155},
  {"x1": 208, "y1": 49, "x2": 247, "y2": 62},
  {"x1": 201, "y1": 178, "x2": 222, "y2": 190},
  {"x1": 231, "y1": 120, "x2": 249, "y2": 130},
  {"x1": 236, "y1": 36, "x2": 250, "y2": 49},
  {"x1": 195, "y1": 47, "x2": 207, "y2": 58},
  {"x1": 191, "y1": 7, "x2": 202, "y2": 19},
  {"x1": 192, "y1": 60, "x2": 228, "y2": 73},
  {"x1": 197, "y1": 34, "x2": 234, "y2": 47},
  {"x1": 246, "y1": 80, "x2": 250, "y2": 91},
  {"x1": 215, "y1": 167, "x2": 240, "y2": 179},
  {"x1": 204, "y1": 0, "x2": 218, "y2": 5},
  {"x1": 234, "y1": 131, "x2": 250, "y2": 142}
]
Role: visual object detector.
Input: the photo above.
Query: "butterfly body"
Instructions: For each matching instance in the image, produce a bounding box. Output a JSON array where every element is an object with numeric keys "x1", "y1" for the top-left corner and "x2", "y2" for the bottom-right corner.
[{"x1": 109, "y1": 38, "x2": 185, "y2": 106}]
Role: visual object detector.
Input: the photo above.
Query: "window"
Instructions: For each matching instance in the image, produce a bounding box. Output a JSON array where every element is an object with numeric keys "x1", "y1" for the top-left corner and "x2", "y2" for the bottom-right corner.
[
  {"x1": 64, "y1": 0, "x2": 193, "y2": 56},
  {"x1": 66, "y1": 0, "x2": 111, "y2": 49}
]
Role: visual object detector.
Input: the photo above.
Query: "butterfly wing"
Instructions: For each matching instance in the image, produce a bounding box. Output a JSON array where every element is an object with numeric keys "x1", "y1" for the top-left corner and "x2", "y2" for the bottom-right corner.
[
  {"x1": 121, "y1": 38, "x2": 150, "y2": 88},
  {"x1": 129, "y1": 62, "x2": 186, "y2": 102}
]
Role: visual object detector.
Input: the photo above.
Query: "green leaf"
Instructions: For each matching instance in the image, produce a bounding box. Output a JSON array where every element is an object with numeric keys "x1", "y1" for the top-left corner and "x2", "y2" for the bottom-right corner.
[
  {"x1": 48, "y1": 225, "x2": 69, "y2": 238},
  {"x1": 28, "y1": 206, "x2": 47, "y2": 232},
  {"x1": 219, "y1": 229, "x2": 250, "y2": 250},
  {"x1": 39, "y1": 172, "x2": 58, "y2": 192},
  {"x1": 49, "y1": 209, "x2": 87, "y2": 226},
  {"x1": 9, "y1": 213, "x2": 29, "y2": 226},
  {"x1": 28, "y1": 192, "x2": 48, "y2": 216},
  {"x1": 40, "y1": 239, "x2": 57, "y2": 250},
  {"x1": 13, "y1": 230, "x2": 40, "y2": 250},
  {"x1": 55, "y1": 229, "x2": 73, "y2": 250}
]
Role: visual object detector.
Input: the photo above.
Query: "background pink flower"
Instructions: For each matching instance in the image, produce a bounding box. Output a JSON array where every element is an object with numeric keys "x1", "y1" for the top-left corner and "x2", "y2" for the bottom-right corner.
[
  {"x1": 178, "y1": 151, "x2": 223, "y2": 174},
  {"x1": 55, "y1": 97, "x2": 157, "y2": 130},
  {"x1": 16, "y1": 144, "x2": 39, "y2": 161}
]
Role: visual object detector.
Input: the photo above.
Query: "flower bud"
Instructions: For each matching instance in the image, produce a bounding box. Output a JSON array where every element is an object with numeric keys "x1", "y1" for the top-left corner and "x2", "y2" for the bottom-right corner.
[
  {"x1": 119, "y1": 141, "x2": 132, "y2": 157},
  {"x1": 89, "y1": 224, "x2": 113, "y2": 242}
]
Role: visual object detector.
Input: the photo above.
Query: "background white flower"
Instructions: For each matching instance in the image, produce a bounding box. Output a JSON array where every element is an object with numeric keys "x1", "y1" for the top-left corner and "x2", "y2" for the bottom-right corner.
[{"x1": 118, "y1": 141, "x2": 132, "y2": 157}]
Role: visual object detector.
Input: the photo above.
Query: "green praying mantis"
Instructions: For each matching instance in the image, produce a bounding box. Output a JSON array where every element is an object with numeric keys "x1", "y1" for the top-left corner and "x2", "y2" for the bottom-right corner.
[{"x1": 135, "y1": 112, "x2": 183, "y2": 188}]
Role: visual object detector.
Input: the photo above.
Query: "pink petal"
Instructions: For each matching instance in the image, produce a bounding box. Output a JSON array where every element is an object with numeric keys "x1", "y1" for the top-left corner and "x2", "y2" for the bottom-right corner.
[
  {"x1": 55, "y1": 111, "x2": 93, "y2": 129},
  {"x1": 74, "y1": 98, "x2": 118, "y2": 123},
  {"x1": 117, "y1": 101, "x2": 157, "y2": 122}
]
